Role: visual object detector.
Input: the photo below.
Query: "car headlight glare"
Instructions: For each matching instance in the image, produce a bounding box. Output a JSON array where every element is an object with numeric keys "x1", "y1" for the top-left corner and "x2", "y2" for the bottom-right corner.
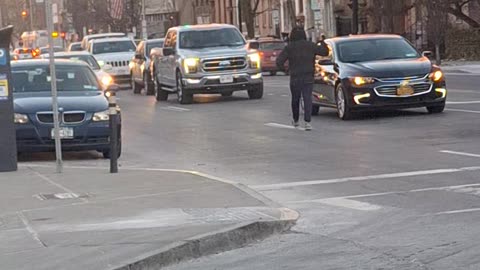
[
  {"x1": 248, "y1": 53, "x2": 261, "y2": 69},
  {"x1": 14, "y1": 113, "x2": 29, "y2": 124},
  {"x1": 351, "y1": 76, "x2": 375, "y2": 86},
  {"x1": 430, "y1": 70, "x2": 443, "y2": 82},
  {"x1": 183, "y1": 58, "x2": 199, "y2": 74},
  {"x1": 92, "y1": 110, "x2": 110, "y2": 122},
  {"x1": 101, "y1": 75, "x2": 113, "y2": 87}
]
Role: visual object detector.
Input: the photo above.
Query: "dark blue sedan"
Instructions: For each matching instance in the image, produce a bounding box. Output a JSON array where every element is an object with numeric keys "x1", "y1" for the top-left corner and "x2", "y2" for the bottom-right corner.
[{"x1": 12, "y1": 60, "x2": 121, "y2": 158}]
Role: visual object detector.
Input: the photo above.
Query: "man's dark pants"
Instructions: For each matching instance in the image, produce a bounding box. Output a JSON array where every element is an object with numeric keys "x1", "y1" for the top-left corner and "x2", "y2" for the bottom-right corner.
[{"x1": 290, "y1": 77, "x2": 314, "y2": 123}]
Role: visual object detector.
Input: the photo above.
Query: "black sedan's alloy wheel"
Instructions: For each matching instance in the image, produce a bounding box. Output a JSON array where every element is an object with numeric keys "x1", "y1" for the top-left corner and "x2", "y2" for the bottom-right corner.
[{"x1": 336, "y1": 84, "x2": 353, "y2": 120}]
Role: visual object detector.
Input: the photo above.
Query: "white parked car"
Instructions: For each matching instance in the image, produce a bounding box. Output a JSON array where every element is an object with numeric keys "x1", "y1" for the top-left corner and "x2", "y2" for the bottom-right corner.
[
  {"x1": 88, "y1": 37, "x2": 137, "y2": 87},
  {"x1": 80, "y1": 32, "x2": 126, "y2": 50}
]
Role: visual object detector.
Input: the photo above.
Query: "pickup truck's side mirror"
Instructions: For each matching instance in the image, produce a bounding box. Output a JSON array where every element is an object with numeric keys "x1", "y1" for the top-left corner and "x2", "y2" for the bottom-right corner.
[
  {"x1": 162, "y1": 48, "x2": 175, "y2": 56},
  {"x1": 249, "y1": 41, "x2": 260, "y2": 50},
  {"x1": 317, "y1": 59, "x2": 333, "y2": 65},
  {"x1": 422, "y1": 51, "x2": 433, "y2": 57}
]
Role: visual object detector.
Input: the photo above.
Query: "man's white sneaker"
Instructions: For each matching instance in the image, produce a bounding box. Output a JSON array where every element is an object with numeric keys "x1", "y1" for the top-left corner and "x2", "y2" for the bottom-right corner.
[
  {"x1": 292, "y1": 121, "x2": 299, "y2": 128},
  {"x1": 305, "y1": 122, "x2": 312, "y2": 131}
]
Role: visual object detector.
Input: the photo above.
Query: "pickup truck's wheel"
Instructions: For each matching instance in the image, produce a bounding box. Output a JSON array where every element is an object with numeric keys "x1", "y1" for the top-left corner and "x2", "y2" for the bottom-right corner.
[
  {"x1": 248, "y1": 85, "x2": 263, "y2": 99},
  {"x1": 154, "y1": 77, "x2": 168, "y2": 101},
  {"x1": 221, "y1": 91, "x2": 233, "y2": 97},
  {"x1": 132, "y1": 75, "x2": 141, "y2": 94},
  {"x1": 144, "y1": 73, "x2": 155, "y2": 96},
  {"x1": 176, "y1": 73, "x2": 193, "y2": 104}
]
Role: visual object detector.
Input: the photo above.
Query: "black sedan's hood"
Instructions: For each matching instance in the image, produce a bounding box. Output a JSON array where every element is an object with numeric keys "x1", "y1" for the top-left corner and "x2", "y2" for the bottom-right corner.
[
  {"x1": 342, "y1": 57, "x2": 433, "y2": 78},
  {"x1": 14, "y1": 91, "x2": 108, "y2": 114}
]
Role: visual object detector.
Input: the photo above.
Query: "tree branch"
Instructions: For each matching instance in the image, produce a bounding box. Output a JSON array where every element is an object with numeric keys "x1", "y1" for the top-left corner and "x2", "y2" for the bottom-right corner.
[
  {"x1": 252, "y1": 0, "x2": 261, "y2": 14},
  {"x1": 447, "y1": 5, "x2": 480, "y2": 27}
]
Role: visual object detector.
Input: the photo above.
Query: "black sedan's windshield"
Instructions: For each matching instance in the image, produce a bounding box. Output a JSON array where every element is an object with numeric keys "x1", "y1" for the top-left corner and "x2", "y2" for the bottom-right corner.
[
  {"x1": 180, "y1": 28, "x2": 245, "y2": 49},
  {"x1": 337, "y1": 38, "x2": 420, "y2": 63},
  {"x1": 12, "y1": 65, "x2": 101, "y2": 93},
  {"x1": 55, "y1": 55, "x2": 101, "y2": 70}
]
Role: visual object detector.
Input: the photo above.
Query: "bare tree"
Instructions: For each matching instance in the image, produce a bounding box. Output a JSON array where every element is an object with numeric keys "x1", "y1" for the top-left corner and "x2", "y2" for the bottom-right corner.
[{"x1": 239, "y1": 0, "x2": 261, "y2": 38}]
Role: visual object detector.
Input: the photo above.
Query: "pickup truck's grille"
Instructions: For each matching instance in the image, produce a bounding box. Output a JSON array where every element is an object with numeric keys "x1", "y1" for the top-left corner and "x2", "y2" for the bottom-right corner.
[
  {"x1": 107, "y1": 60, "x2": 129, "y2": 67},
  {"x1": 202, "y1": 57, "x2": 247, "y2": 72}
]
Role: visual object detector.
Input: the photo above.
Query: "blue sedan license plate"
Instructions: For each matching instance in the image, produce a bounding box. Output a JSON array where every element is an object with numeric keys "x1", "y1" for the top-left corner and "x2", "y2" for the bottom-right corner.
[{"x1": 51, "y1": 127, "x2": 74, "y2": 139}]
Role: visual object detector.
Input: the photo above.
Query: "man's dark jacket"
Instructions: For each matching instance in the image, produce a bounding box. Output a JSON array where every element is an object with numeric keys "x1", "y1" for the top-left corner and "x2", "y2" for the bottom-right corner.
[{"x1": 276, "y1": 28, "x2": 329, "y2": 80}]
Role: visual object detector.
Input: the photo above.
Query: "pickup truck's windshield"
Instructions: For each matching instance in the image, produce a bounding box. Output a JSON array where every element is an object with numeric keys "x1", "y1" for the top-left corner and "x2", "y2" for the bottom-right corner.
[{"x1": 179, "y1": 28, "x2": 245, "y2": 49}]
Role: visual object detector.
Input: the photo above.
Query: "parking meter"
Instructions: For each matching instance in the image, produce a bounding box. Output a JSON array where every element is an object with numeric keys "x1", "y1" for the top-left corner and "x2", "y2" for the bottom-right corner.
[{"x1": 0, "y1": 26, "x2": 17, "y2": 172}]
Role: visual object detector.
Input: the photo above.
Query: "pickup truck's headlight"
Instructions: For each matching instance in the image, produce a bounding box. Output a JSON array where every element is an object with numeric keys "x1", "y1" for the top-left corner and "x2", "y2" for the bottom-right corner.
[
  {"x1": 14, "y1": 113, "x2": 29, "y2": 124},
  {"x1": 100, "y1": 74, "x2": 113, "y2": 87},
  {"x1": 183, "y1": 58, "x2": 199, "y2": 74},
  {"x1": 92, "y1": 110, "x2": 110, "y2": 122},
  {"x1": 248, "y1": 53, "x2": 261, "y2": 69},
  {"x1": 350, "y1": 76, "x2": 375, "y2": 86}
]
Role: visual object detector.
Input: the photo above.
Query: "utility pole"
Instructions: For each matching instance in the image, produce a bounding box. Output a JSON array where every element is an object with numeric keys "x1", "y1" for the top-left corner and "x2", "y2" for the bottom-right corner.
[
  {"x1": 45, "y1": 0, "x2": 63, "y2": 173},
  {"x1": 29, "y1": 0, "x2": 34, "y2": 30},
  {"x1": 351, "y1": 0, "x2": 358, "y2": 34},
  {"x1": 142, "y1": 0, "x2": 147, "y2": 39},
  {"x1": 238, "y1": 0, "x2": 242, "y2": 32}
]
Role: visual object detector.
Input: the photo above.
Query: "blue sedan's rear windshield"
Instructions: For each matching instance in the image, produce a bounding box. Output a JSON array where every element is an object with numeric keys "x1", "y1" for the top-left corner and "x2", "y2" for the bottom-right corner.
[
  {"x1": 337, "y1": 38, "x2": 420, "y2": 63},
  {"x1": 12, "y1": 65, "x2": 101, "y2": 93}
]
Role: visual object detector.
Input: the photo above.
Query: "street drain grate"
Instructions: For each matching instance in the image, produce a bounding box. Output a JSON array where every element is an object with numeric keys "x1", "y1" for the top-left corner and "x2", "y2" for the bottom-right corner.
[{"x1": 35, "y1": 193, "x2": 89, "y2": 200}]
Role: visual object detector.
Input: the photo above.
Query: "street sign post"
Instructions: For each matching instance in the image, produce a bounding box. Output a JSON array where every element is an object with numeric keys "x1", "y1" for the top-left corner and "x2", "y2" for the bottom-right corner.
[
  {"x1": 45, "y1": 0, "x2": 63, "y2": 173},
  {"x1": 0, "y1": 26, "x2": 17, "y2": 172}
]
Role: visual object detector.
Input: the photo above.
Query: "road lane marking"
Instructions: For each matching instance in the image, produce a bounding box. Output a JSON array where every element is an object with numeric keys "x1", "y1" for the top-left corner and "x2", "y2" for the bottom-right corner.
[
  {"x1": 447, "y1": 89, "x2": 479, "y2": 93},
  {"x1": 447, "y1": 100, "x2": 480, "y2": 104},
  {"x1": 445, "y1": 108, "x2": 480, "y2": 114},
  {"x1": 440, "y1": 150, "x2": 480, "y2": 158},
  {"x1": 253, "y1": 166, "x2": 480, "y2": 190},
  {"x1": 288, "y1": 183, "x2": 480, "y2": 205},
  {"x1": 444, "y1": 72, "x2": 480, "y2": 76},
  {"x1": 265, "y1": 123, "x2": 296, "y2": 129},
  {"x1": 161, "y1": 106, "x2": 191, "y2": 112},
  {"x1": 433, "y1": 208, "x2": 480, "y2": 215},
  {"x1": 312, "y1": 198, "x2": 382, "y2": 211}
]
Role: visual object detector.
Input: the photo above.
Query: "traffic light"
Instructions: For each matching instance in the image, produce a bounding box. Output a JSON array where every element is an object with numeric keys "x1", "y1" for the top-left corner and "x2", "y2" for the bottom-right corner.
[
  {"x1": 60, "y1": 32, "x2": 66, "y2": 39},
  {"x1": 52, "y1": 31, "x2": 59, "y2": 38},
  {"x1": 21, "y1": 10, "x2": 28, "y2": 18}
]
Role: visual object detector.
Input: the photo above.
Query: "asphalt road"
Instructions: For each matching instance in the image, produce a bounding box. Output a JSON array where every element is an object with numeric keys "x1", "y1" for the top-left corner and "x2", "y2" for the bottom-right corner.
[{"x1": 22, "y1": 72, "x2": 480, "y2": 269}]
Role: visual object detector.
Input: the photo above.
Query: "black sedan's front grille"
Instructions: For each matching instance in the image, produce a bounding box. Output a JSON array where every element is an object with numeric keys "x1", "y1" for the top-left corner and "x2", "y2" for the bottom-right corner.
[
  {"x1": 375, "y1": 83, "x2": 432, "y2": 97},
  {"x1": 37, "y1": 112, "x2": 86, "y2": 124}
]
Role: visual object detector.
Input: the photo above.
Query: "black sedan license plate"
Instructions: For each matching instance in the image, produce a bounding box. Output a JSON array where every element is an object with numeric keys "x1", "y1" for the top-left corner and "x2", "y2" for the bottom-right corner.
[{"x1": 397, "y1": 85, "x2": 414, "y2": 96}]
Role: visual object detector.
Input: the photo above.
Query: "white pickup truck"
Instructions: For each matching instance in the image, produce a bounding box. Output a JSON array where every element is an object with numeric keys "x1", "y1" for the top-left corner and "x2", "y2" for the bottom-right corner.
[{"x1": 88, "y1": 37, "x2": 137, "y2": 87}]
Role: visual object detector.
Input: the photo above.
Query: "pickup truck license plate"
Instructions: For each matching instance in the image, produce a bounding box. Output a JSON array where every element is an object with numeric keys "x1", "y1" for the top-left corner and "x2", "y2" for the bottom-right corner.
[
  {"x1": 51, "y1": 127, "x2": 74, "y2": 139},
  {"x1": 220, "y1": 75, "x2": 234, "y2": 84}
]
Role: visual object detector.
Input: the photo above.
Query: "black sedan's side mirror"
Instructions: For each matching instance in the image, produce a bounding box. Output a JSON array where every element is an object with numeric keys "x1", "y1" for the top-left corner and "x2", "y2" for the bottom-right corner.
[{"x1": 422, "y1": 51, "x2": 433, "y2": 57}]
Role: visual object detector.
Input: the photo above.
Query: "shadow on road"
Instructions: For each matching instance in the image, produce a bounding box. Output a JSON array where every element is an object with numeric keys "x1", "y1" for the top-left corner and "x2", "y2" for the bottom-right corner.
[{"x1": 18, "y1": 151, "x2": 103, "y2": 162}]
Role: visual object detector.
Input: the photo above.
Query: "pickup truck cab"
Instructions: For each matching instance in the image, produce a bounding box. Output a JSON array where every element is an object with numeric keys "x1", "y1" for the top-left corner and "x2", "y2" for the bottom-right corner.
[{"x1": 151, "y1": 24, "x2": 263, "y2": 104}]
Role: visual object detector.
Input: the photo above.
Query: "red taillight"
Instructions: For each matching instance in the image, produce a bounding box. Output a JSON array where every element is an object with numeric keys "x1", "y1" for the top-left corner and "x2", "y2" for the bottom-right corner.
[
  {"x1": 13, "y1": 55, "x2": 18, "y2": 60},
  {"x1": 22, "y1": 48, "x2": 28, "y2": 53}
]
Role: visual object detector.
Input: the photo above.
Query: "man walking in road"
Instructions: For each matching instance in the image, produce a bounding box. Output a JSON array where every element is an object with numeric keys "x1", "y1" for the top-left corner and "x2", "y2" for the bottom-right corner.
[{"x1": 276, "y1": 27, "x2": 329, "y2": 131}]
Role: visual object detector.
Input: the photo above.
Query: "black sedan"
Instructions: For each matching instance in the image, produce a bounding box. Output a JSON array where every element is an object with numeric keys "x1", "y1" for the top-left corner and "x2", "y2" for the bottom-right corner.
[
  {"x1": 12, "y1": 60, "x2": 121, "y2": 158},
  {"x1": 313, "y1": 34, "x2": 447, "y2": 120}
]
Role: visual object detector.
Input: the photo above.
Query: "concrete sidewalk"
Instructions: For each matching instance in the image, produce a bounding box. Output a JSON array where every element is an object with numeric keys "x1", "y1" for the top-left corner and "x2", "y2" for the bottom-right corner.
[{"x1": 0, "y1": 165, "x2": 297, "y2": 270}]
